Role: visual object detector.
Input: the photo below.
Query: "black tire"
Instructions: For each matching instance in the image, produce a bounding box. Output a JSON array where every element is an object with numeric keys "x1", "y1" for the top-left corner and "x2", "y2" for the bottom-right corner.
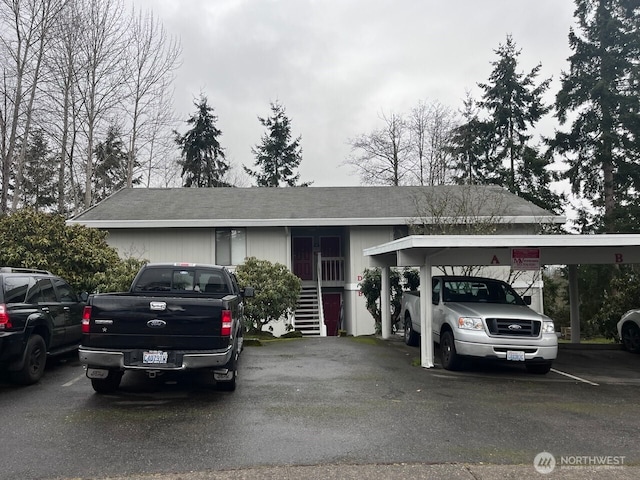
[
  {"x1": 621, "y1": 322, "x2": 640, "y2": 353},
  {"x1": 11, "y1": 334, "x2": 47, "y2": 385},
  {"x1": 440, "y1": 330, "x2": 461, "y2": 371},
  {"x1": 403, "y1": 314, "x2": 419, "y2": 347},
  {"x1": 526, "y1": 362, "x2": 553, "y2": 374},
  {"x1": 91, "y1": 371, "x2": 123, "y2": 394},
  {"x1": 217, "y1": 351, "x2": 238, "y2": 392}
]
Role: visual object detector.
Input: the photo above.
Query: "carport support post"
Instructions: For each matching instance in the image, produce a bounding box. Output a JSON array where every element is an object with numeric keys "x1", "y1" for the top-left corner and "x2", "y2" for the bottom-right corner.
[
  {"x1": 420, "y1": 260, "x2": 434, "y2": 368},
  {"x1": 569, "y1": 264, "x2": 581, "y2": 343},
  {"x1": 380, "y1": 266, "x2": 391, "y2": 339}
]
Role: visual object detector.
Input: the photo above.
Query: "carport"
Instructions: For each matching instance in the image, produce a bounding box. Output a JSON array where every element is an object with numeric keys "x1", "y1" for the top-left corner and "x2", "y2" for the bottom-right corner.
[{"x1": 364, "y1": 234, "x2": 640, "y2": 368}]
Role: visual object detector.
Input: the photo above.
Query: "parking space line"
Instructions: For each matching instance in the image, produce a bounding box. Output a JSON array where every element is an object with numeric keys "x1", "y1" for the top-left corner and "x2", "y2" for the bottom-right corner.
[
  {"x1": 62, "y1": 374, "x2": 85, "y2": 387},
  {"x1": 551, "y1": 368, "x2": 599, "y2": 386}
]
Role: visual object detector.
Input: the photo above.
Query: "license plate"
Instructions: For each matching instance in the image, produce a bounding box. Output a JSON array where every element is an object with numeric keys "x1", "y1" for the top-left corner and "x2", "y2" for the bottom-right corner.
[
  {"x1": 143, "y1": 350, "x2": 168, "y2": 364},
  {"x1": 507, "y1": 350, "x2": 525, "y2": 361},
  {"x1": 87, "y1": 368, "x2": 109, "y2": 379}
]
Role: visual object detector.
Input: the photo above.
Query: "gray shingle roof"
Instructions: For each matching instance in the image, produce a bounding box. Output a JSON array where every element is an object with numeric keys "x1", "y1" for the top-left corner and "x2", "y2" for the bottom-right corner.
[{"x1": 69, "y1": 186, "x2": 564, "y2": 228}]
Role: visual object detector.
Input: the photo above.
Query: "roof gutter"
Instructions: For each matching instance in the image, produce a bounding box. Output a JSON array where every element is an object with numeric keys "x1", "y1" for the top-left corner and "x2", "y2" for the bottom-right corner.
[{"x1": 66, "y1": 215, "x2": 566, "y2": 229}]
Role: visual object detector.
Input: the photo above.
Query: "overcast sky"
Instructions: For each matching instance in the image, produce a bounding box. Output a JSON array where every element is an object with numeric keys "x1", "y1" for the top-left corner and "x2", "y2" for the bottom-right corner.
[{"x1": 128, "y1": 0, "x2": 578, "y2": 189}]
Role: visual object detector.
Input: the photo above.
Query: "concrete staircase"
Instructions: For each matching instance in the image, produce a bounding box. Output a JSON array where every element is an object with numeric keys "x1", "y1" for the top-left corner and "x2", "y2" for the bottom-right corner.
[{"x1": 294, "y1": 286, "x2": 322, "y2": 336}]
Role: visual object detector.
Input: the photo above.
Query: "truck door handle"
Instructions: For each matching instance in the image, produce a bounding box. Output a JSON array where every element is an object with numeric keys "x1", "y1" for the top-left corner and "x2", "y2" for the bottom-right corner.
[{"x1": 41, "y1": 307, "x2": 50, "y2": 313}]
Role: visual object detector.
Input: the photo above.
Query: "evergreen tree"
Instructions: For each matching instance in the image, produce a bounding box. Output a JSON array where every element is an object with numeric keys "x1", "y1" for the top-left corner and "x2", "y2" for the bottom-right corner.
[
  {"x1": 478, "y1": 35, "x2": 563, "y2": 212},
  {"x1": 175, "y1": 95, "x2": 230, "y2": 188},
  {"x1": 449, "y1": 37, "x2": 563, "y2": 212},
  {"x1": 552, "y1": 0, "x2": 640, "y2": 233},
  {"x1": 245, "y1": 101, "x2": 311, "y2": 187},
  {"x1": 449, "y1": 93, "x2": 501, "y2": 185},
  {"x1": 93, "y1": 125, "x2": 135, "y2": 203},
  {"x1": 20, "y1": 130, "x2": 57, "y2": 211}
]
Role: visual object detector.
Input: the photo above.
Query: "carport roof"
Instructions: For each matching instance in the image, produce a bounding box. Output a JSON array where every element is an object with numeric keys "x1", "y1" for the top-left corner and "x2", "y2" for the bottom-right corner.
[
  {"x1": 364, "y1": 234, "x2": 640, "y2": 266},
  {"x1": 68, "y1": 185, "x2": 564, "y2": 228}
]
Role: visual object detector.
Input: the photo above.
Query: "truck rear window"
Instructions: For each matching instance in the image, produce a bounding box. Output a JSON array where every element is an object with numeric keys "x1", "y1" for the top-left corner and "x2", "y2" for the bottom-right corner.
[{"x1": 133, "y1": 268, "x2": 229, "y2": 294}]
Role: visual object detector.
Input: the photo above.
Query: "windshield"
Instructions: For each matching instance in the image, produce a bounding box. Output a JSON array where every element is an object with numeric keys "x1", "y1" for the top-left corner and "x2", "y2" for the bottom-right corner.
[{"x1": 440, "y1": 279, "x2": 526, "y2": 305}]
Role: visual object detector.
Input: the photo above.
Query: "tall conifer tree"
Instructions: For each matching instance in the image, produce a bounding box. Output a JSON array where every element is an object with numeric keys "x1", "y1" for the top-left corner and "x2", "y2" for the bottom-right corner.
[
  {"x1": 553, "y1": 0, "x2": 640, "y2": 233},
  {"x1": 450, "y1": 36, "x2": 563, "y2": 213},
  {"x1": 245, "y1": 101, "x2": 310, "y2": 187},
  {"x1": 20, "y1": 130, "x2": 57, "y2": 211},
  {"x1": 479, "y1": 36, "x2": 562, "y2": 212},
  {"x1": 175, "y1": 95, "x2": 229, "y2": 188},
  {"x1": 93, "y1": 125, "x2": 135, "y2": 203}
]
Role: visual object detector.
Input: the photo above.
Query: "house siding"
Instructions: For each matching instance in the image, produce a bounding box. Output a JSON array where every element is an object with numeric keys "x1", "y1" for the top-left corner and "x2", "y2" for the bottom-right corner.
[
  {"x1": 246, "y1": 227, "x2": 289, "y2": 267},
  {"x1": 105, "y1": 228, "x2": 215, "y2": 263},
  {"x1": 343, "y1": 226, "x2": 396, "y2": 336}
]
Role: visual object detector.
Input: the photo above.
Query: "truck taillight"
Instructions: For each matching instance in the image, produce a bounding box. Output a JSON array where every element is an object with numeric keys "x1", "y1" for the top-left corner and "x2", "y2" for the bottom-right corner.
[
  {"x1": 0, "y1": 304, "x2": 11, "y2": 329},
  {"x1": 221, "y1": 310, "x2": 232, "y2": 336},
  {"x1": 82, "y1": 306, "x2": 92, "y2": 333}
]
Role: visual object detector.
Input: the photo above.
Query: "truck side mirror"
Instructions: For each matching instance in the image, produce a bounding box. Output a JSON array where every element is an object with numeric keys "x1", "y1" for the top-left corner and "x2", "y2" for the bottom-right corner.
[
  {"x1": 242, "y1": 287, "x2": 255, "y2": 298},
  {"x1": 432, "y1": 295, "x2": 439, "y2": 305},
  {"x1": 523, "y1": 295, "x2": 532, "y2": 305}
]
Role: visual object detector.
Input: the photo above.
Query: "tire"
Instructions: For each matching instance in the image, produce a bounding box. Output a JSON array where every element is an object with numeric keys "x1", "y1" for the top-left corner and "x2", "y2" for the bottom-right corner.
[
  {"x1": 11, "y1": 334, "x2": 47, "y2": 385},
  {"x1": 91, "y1": 370, "x2": 123, "y2": 394},
  {"x1": 403, "y1": 314, "x2": 419, "y2": 347},
  {"x1": 621, "y1": 322, "x2": 640, "y2": 353},
  {"x1": 439, "y1": 330, "x2": 461, "y2": 371},
  {"x1": 526, "y1": 362, "x2": 553, "y2": 374}
]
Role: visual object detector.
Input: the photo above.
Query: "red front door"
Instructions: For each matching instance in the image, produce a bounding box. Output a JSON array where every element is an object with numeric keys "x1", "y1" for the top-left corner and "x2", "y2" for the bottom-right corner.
[
  {"x1": 293, "y1": 237, "x2": 313, "y2": 281},
  {"x1": 322, "y1": 293, "x2": 342, "y2": 336}
]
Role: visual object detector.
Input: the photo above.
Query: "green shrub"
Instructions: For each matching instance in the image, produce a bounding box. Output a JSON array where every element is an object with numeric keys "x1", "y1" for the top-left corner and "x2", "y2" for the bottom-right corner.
[
  {"x1": 235, "y1": 257, "x2": 301, "y2": 334},
  {"x1": 0, "y1": 208, "x2": 145, "y2": 293},
  {"x1": 358, "y1": 267, "x2": 403, "y2": 333}
]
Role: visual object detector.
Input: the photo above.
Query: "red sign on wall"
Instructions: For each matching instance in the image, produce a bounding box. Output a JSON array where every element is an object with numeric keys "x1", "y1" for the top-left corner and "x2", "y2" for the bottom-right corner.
[{"x1": 511, "y1": 248, "x2": 540, "y2": 271}]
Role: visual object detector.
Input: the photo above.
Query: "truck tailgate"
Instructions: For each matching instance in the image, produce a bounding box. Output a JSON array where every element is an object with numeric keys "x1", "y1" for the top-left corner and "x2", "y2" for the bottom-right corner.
[{"x1": 84, "y1": 294, "x2": 229, "y2": 350}]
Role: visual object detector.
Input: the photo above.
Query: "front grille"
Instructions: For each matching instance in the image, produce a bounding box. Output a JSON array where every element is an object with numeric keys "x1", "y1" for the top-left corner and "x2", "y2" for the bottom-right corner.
[{"x1": 486, "y1": 318, "x2": 540, "y2": 337}]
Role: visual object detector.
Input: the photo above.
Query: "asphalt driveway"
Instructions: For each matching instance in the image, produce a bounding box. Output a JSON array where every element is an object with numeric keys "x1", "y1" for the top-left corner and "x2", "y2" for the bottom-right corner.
[{"x1": 1, "y1": 335, "x2": 639, "y2": 479}]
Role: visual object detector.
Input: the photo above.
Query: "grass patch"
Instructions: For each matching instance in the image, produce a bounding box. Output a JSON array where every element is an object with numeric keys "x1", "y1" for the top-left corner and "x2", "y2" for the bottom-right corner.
[
  {"x1": 558, "y1": 336, "x2": 617, "y2": 344},
  {"x1": 348, "y1": 335, "x2": 382, "y2": 346}
]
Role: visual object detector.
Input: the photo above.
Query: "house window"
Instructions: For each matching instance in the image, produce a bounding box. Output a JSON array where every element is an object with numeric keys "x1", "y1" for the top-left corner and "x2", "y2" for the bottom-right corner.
[{"x1": 216, "y1": 228, "x2": 246, "y2": 266}]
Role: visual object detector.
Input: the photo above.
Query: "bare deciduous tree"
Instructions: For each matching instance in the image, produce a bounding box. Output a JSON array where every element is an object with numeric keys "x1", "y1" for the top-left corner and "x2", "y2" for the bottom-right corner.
[
  {"x1": 345, "y1": 111, "x2": 409, "y2": 186},
  {"x1": 407, "y1": 184, "x2": 544, "y2": 290},
  {"x1": 346, "y1": 103, "x2": 458, "y2": 187},
  {"x1": 124, "y1": 7, "x2": 181, "y2": 188},
  {"x1": 75, "y1": 0, "x2": 129, "y2": 208},
  {"x1": 0, "y1": 0, "x2": 183, "y2": 213},
  {"x1": 0, "y1": 0, "x2": 68, "y2": 212},
  {"x1": 408, "y1": 185, "x2": 510, "y2": 236},
  {"x1": 407, "y1": 100, "x2": 458, "y2": 186},
  {"x1": 42, "y1": 0, "x2": 84, "y2": 213}
]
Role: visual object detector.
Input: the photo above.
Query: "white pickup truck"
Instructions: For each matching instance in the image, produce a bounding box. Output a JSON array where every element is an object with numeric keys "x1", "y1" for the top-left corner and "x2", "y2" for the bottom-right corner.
[{"x1": 400, "y1": 275, "x2": 557, "y2": 374}]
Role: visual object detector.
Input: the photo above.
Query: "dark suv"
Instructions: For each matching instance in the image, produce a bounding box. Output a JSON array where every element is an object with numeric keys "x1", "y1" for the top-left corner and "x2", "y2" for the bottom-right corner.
[{"x1": 0, "y1": 267, "x2": 85, "y2": 385}]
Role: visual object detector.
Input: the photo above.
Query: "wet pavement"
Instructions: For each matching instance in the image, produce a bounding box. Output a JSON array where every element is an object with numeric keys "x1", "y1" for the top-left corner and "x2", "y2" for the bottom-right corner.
[{"x1": 1, "y1": 335, "x2": 639, "y2": 479}]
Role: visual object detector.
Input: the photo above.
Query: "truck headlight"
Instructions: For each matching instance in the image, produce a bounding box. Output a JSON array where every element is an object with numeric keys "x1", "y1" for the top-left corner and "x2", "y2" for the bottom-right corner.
[
  {"x1": 542, "y1": 321, "x2": 555, "y2": 334},
  {"x1": 458, "y1": 317, "x2": 483, "y2": 330}
]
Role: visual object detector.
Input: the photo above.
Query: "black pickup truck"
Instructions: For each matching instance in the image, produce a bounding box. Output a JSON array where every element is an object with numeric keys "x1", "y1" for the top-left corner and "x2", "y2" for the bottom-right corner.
[{"x1": 79, "y1": 263, "x2": 253, "y2": 393}]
